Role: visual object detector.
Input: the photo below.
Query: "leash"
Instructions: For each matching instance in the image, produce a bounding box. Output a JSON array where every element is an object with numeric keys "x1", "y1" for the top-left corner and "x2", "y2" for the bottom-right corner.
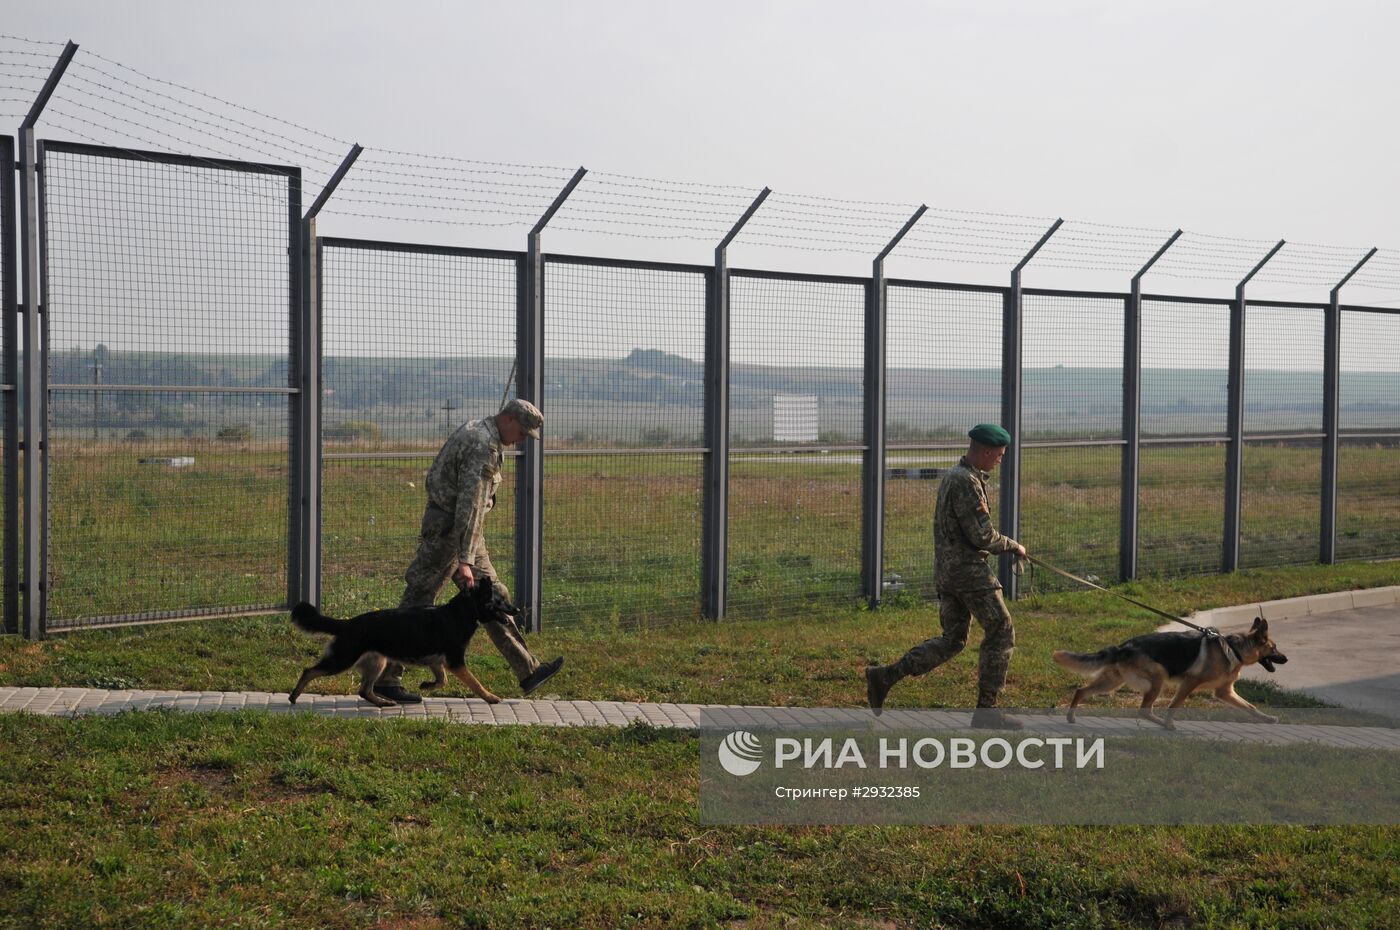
[{"x1": 1019, "y1": 553, "x2": 1230, "y2": 642}]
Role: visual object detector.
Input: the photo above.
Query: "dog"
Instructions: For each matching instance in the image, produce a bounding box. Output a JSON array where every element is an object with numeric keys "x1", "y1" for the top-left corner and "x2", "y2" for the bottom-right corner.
[
  {"x1": 288, "y1": 581, "x2": 515, "y2": 706},
  {"x1": 1052, "y1": 616, "x2": 1289, "y2": 729}
]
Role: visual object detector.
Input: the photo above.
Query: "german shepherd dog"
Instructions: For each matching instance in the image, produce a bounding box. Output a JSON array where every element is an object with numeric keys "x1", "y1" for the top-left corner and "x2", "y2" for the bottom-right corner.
[
  {"x1": 1053, "y1": 617, "x2": 1289, "y2": 729},
  {"x1": 288, "y1": 582, "x2": 515, "y2": 707}
]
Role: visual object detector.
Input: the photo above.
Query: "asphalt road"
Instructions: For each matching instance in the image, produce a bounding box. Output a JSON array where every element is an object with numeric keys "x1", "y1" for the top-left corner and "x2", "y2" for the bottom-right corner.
[{"x1": 1240, "y1": 604, "x2": 1400, "y2": 722}]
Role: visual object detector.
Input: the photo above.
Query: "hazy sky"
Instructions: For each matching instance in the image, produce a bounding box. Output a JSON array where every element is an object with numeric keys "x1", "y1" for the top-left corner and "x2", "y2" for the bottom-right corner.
[{"x1": 6, "y1": 0, "x2": 1400, "y2": 333}]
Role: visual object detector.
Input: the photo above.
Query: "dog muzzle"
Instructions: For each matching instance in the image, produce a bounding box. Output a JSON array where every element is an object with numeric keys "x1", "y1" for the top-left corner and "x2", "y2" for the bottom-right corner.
[{"x1": 1259, "y1": 653, "x2": 1288, "y2": 673}]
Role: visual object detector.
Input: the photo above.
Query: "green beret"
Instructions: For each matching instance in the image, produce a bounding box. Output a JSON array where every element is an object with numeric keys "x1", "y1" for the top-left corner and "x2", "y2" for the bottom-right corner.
[{"x1": 968, "y1": 423, "x2": 1011, "y2": 447}]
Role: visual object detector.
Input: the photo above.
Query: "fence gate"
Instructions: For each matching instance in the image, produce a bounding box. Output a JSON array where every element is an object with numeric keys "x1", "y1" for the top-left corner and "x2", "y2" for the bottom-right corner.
[{"x1": 36, "y1": 140, "x2": 300, "y2": 632}]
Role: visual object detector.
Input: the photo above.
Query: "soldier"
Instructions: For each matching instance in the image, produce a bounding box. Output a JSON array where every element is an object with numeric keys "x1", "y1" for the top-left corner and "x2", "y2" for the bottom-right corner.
[
  {"x1": 363, "y1": 398, "x2": 564, "y2": 704},
  {"x1": 864, "y1": 423, "x2": 1027, "y2": 729}
]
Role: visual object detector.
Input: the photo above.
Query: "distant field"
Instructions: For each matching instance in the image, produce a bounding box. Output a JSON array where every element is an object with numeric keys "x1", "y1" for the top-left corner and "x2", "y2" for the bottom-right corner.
[{"x1": 35, "y1": 439, "x2": 1400, "y2": 627}]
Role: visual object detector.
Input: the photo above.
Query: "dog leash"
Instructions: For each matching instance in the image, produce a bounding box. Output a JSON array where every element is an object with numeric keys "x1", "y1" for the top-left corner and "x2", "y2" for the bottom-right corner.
[
  {"x1": 1019, "y1": 553, "x2": 1220, "y2": 637},
  {"x1": 1018, "y1": 554, "x2": 1244, "y2": 668}
]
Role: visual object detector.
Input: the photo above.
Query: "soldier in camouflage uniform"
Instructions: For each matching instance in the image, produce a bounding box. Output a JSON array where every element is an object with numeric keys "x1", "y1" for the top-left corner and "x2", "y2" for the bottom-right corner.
[
  {"x1": 364, "y1": 398, "x2": 564, "y2": 704},
  {"x1": 864, "y1": 424, "x2": 1027, "y2": 729}
]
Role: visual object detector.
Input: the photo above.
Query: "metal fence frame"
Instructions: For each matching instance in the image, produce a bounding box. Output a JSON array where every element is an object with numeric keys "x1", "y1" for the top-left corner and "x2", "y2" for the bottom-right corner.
[
  {"x1": 6, "y1": 134, "x2": 1400, "y2": 636},
  {"x1": 1, "y1": 134, "x2": 15, "y2": 635},
  {"x1": 30, "y1": 139, "x2": 300, "y2": 635}
]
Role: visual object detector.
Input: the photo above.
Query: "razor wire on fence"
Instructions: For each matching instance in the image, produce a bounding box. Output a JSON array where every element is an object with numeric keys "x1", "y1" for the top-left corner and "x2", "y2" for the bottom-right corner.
[{"x1": 3, "y1": 35, "x2": 1400, "y2": 636}]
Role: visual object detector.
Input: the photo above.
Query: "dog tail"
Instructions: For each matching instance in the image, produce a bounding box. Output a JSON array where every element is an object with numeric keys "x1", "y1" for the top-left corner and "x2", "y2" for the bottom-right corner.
[
  {"x1": 1052, "y1": 648, "x2": 1115, "y2": 675},
  {"x1": 290, "y1": 601, "x2": 340, "y2": 636}
]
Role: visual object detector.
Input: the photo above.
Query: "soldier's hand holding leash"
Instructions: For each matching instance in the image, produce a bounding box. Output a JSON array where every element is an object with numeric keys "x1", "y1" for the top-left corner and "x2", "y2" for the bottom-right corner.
[{"x1": 452, "y1": 563, "x2": 476, "y2": 589}]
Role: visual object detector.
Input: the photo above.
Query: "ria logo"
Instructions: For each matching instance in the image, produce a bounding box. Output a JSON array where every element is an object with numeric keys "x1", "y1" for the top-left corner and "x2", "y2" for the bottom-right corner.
[{"x1": 717, "y1": 730, "x2": 764, "y2": 776}]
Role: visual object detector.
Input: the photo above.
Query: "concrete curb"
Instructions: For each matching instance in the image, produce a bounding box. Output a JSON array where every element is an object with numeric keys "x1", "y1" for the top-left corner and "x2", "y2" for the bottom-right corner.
[{"x1": 1187, "y1": 585, "x2": 1400, "y2": 630}]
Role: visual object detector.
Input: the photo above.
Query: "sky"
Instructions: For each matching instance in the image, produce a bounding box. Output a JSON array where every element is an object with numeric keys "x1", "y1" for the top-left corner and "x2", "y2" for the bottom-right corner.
[{"x1": 5, "y1": 0, "x2": 1400, "y2": 339}]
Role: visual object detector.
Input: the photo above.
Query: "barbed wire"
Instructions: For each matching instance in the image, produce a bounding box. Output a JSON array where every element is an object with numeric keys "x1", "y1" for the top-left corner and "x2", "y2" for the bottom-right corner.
[{"x1": 1, "y1": 36, "x2": 1396, "y2": 294}]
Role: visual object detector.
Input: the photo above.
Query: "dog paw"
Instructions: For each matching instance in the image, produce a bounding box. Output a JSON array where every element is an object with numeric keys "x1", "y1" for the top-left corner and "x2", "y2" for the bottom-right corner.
[
  {"x1": 484, "y1": 693, "x2": 501, "y2": 704},
  {"x1": 1260, "y1": 714, "x2": 1279, "y2": 724}
]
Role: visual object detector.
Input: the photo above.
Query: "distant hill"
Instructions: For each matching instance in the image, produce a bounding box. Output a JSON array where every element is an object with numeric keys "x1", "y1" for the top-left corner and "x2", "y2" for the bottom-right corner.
[{"x1": 43, "y1": 347, "x2": 1400, "y2": 441}]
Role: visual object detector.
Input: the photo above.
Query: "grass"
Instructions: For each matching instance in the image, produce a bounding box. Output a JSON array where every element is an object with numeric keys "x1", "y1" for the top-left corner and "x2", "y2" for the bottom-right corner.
[
  {"x1": 0, "y1": 711, "x2": 1397, "y2": 930},
  {"x1": 40, "y1": 441, "x2": 1400, "y2": 627},
  {"x1": 2, "y1": 561, "x2": 1399, "y2": 927},
  {"x1": 4, "y1": 559, "x2": 1399, "y2": 710},
  {"x1": 9, "y1": 444, "x2": 1400, "y2": 926}
]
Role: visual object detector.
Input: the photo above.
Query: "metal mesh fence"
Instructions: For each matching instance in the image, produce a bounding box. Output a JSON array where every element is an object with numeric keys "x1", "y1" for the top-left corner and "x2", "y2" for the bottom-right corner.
[
  {"x1": 1140, "y1": 299, "x2": 1231, "y2": 438},
  {"x1": 40, "y1": 142, "x2": 296, "y2": 628},
  {"x1": 541, "y1": 257, "x2": 706, "y2": 627},
  {"x1": 1138, "y1": 443, "x2": 1226, "y2": 576},
  {"x1": 1244, "y1": 303, "x2": 1324, "y2": 436},
  {"x1": 1239, "y1": 304, "x2": 1323, "y2": 569},
  {"x1": 883, "y1": 283, "x2": 1003, "y2": 598},
  {"x1": 1337, "y1": 309, "x2": 1400, "y2": 561},
  {"x1": 1137, "y1": 299, "x2": 1231, "y2": 576},
  {"x1": 13, "y1": 134, "x2": 1400, "y2": 634},
  {"x1": 1241, "y1": 439, "x2": 1322, "y2": 568},
  {"x1": 1020, "y1": 293, "x2": 1123, "y2": 587},
  {"x1": 728, "y1": 272, "x2": 866, "y2": 616},
  {"x1": 319, "y1": 240, "x2": 518, "y2": 616}
]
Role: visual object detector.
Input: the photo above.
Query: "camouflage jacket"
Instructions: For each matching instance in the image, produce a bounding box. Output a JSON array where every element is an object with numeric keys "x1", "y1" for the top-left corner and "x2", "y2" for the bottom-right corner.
[
  {"x1": 424, "y1": 416, "x2": 504, "y2": 562},
  {"x1": 934, "y1": 457, "x2": 1019, "y2": 592}
]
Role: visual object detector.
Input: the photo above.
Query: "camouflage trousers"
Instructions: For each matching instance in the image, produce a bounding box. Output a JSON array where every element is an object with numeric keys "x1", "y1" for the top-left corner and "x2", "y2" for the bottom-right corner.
[
  {"x1": 895, "y1": 588, "x2": 1016, "y2": 702},
  {"x1": 366, "y1": 503, "x2": 540, "y2": 690}
]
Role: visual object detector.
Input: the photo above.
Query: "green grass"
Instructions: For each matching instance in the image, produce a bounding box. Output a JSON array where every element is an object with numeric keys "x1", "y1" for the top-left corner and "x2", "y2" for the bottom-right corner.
[
  {"x1": 0, "y1": 711, "x2": 1396, "y2": 930},
  {"x1": 42, "y1": 440, "x2": 1400, "y2": 627},
  {"x1": 4, "y1": 560, "x2": 1399, "y2": 711},
  {"x1": 3, "y1": 561, "x2": 1400, "y2": 927}
]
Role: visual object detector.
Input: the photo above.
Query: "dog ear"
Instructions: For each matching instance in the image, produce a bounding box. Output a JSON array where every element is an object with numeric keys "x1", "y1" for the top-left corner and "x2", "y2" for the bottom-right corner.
[{"x1": 1250, "y1": 615, "x2": 1267, "y2": 636}]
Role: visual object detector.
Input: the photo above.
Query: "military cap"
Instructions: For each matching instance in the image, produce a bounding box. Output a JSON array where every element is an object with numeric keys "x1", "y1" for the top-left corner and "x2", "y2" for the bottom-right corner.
[
  {"x1": 501, "y1": 398, "x2": 544, "y2": 439},
  {"x1": 968, "y1": 423, "x2": 1011, "y2": 447}
]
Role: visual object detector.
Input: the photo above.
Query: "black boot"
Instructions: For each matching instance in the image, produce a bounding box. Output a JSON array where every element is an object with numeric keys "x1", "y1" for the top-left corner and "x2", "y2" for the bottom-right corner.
[
  {"x1": 373, "y1": 684, "x2": 423, "y2": 705},
  {"x1": 519, "y1": 656, "x2": 564, "y2": 696},
  {"x1": 971, "y1": 689, "x2": 1021, "y2": 730},
  {"x1": 864, "y1": 664, "x2": 902, "y2": 716}
]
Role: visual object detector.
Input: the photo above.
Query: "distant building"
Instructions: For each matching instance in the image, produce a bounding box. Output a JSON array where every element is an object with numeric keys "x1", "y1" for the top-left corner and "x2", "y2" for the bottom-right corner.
[{"x1": 773, "y1": 394, "x2": 818, "y2": 443}]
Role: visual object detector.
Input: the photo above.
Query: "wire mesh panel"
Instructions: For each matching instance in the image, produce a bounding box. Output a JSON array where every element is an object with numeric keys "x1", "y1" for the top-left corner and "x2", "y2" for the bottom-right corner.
[
  {"x1": 1241, "y1": 304, "x2": 1323, "y2": 568},
  {"x1": 728, "y1": 272, "x2": 866, "y2": 616},
  {"x1": 1138, "y1": 443, "x2": 1227, "y2": 577},
  {"x1": 883, "y1": 283, "x2": 1003, "y2": 598},
  {"x1": 1141, "y1": 299, "x2": 1231, "y2": 439},
  {"x1": 541, "y1": 257, "x2": 706, "y2": 628},
  {"x1": 1244, "y1": 304, "x2": 1324, "y2": 437},
  {"x1": 1337, "y1": 309, "x2": 1400, "y2": 561},
  {"x1": 1137, "y1": 299, "x2": 1231, "y2": 576},
  {"x1": 40, "y1": 141, "x2": 297, "y2": 628},
  {"x1": 1, "y1": 135, "x2": 15, "y2": 633},
  {"x1": 319, "y1": 240, "x2": 518, "y2": 616},
  {"x1": 1020, "y1": 293, "x2": 1123, "y2": 587}
]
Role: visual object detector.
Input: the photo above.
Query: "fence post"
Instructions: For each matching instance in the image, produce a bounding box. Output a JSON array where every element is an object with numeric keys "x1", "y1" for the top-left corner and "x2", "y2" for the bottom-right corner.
[
  {"x1": 999, "y1": 218, "x2": 1062, "y2": 597},
  {"x1": 1224, "y1": 239, "x2": 1286, "y2": 573},
  {"x1": 863, "y1": 205, "x2": 926, "y2": 608},
  {"x1": 517, "y1": 167, "x2": 586, "y2": 633},
  {"x1": 294, "y1": 144, "x2": 362, "y2": 607},
  {"x1": 17, "y1": 41, "x2": 78, "y2": 640},
  {"x1": 702, "y1": 187, "x2": 769, "y2": 621},
  {"x1": 1121, "y1": 230, "x2": 1182, "y2": 582},
  {"x1": 2, "y1": 134, "x2": 16, "y2": 635},
  {"x1": 1322, "y1": 248, "x2": 1377, "y2": 565}
]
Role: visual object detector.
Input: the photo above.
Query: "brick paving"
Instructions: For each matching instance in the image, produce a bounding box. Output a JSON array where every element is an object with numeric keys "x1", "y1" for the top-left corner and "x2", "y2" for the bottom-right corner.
[{"x1": 2, "y1": 686, "x2": 1398, "y2": 750}]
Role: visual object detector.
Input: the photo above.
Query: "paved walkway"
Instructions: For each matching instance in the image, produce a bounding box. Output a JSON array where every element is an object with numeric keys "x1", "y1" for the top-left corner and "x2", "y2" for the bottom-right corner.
[
  {"x1": 1240, "y1": 604, "x2": 1400, "y2": 722},
  {"x1": 1172, "y1": 585, "x2": 1400, "y2": 722},
  {"x1": 2, "y1": 686, "x2": 1397, "y2": 750}
]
